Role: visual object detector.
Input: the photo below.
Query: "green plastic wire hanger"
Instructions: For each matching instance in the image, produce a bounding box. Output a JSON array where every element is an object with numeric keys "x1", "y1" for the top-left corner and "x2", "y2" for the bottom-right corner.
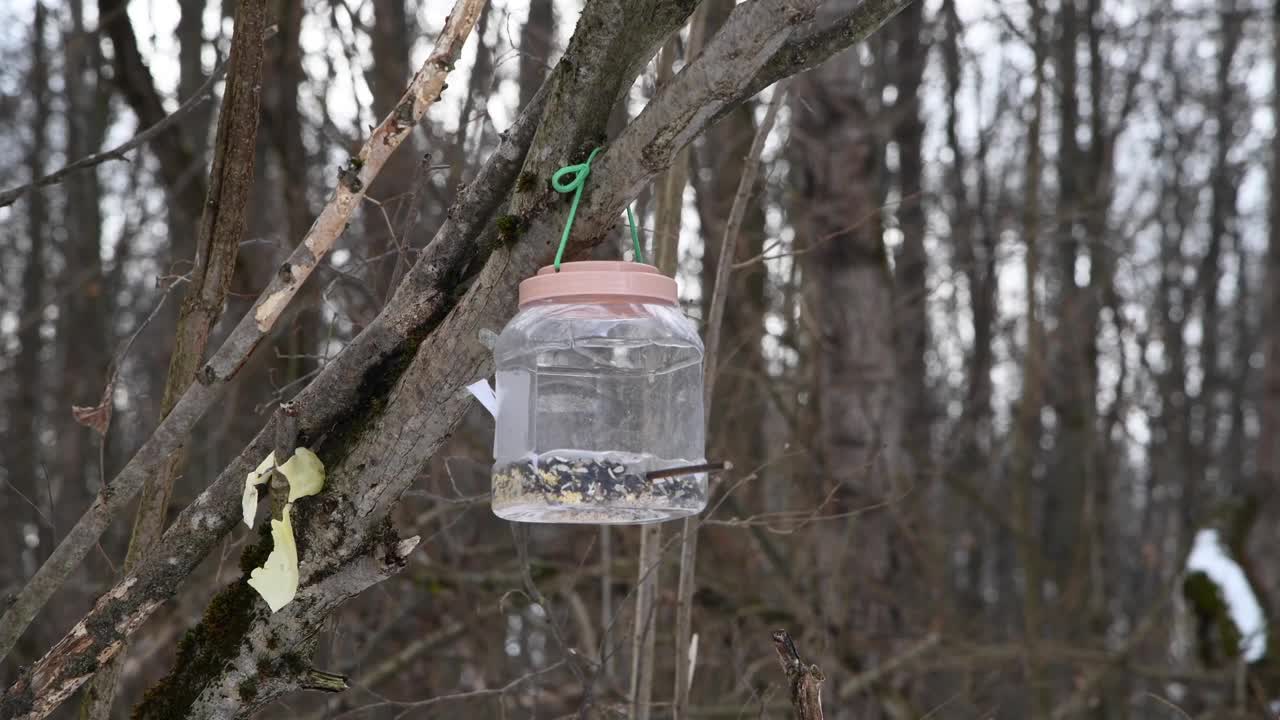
[{"x1": 551, "y1": 147, "x2": 645, "y2": 270}]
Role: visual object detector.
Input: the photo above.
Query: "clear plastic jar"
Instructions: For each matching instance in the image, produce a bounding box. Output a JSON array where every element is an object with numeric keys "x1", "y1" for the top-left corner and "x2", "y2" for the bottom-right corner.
[{"x1": 492, "y1": 261, "x2": 706, "y2": 524}]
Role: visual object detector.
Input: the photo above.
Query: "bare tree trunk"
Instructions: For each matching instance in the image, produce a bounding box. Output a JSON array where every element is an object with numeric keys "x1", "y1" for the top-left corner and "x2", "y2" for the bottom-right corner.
[
  {"x1": 98, "y1": 0, "x2": 208, "y2": 231},
  {"x1": 1143, "y1": 49, "x2": 1195, "y2": 600},
  {"x1": 650, "y1": 3, "x2": 706, "y2": 271},
  {"x1": 265, "y1": 0, "x2": 311, "y2": 253},
  {"x1": 11, "y1": 0, "x2": 51, "y2": 663},
  {"x1": 889, "y1": 0, "x2": 928, "y2": 473},
  {"x1": 697, "y1": 0, "x2": 769, "y2": 483},
  {"x1": 1262, "y1": 0, "x2": 1280, "y2": 525},
  {"x1": 1012, "y1": 2, "x2": 1050, "y2": 715},
  {"x1": 693, "y1": 6, "x2": 770, "y2": 620},
  {"x1": 446, "y1": 3, "x2": 495, "y2": 196},
  {"x1": 1238, "y1": 5, "x2": 1280, "y2": 683},
  {"x1": 99, "y1": 0, "x2": 211, "y2": 429},
  {"x1": 262, "y1": 0, "x2": 320, "y2": 395},
  {"x1": 1043, "y1": 0, "x2": 1099, "y2": 625},
  {"x1": 368, "y1": 0, "x2": 413, "y2": 117},
  {"x1": 940, "y1": 0, "x2": 999, "y2": 616},
  {"x1": 365, "y1": 0, "x2": 421, "y2": 300},
  {"x1": 883, "y1": 10, "x2": 935, "y2": 683},
  {"x1": 178, "y1": 0, "x2": 214, "y2": 165},
  {"x1": 128, "y1": 0, "x2": 266, "y2": 579},
  {"x1": 79, "y1": 3, "x2": 269, "y2": 717},
  {"x1": 679, "y1": 81, "x2": 786, "y2": 720},
  {"x1": 518, "y1": 0, "x2": 555, "y2": 111},
  {"x1": 1079, "y1": 0, "x2": 1119, "y2": 710},
  {"x1": 56, "y1": 0, "x2": 110, "y2": 550},
  {"x1": 1197, "y1": 0, "x2": 1242, "y2": 510},
  {"x1": 791, "y1": 3, "x2": 903, "y2": 713},
  {"x1": 57, "y1": 0, "x2": 113, "y2": 705}
]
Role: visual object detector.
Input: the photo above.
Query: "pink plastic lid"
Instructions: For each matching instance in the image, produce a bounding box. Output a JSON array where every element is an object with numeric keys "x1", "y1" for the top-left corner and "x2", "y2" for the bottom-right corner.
[{"x1": 518, "y1": 261, "x2": 678, "y2": 307}]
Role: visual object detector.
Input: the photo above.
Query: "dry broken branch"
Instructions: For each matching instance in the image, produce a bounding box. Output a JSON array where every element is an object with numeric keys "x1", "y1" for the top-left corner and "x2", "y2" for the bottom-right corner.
[{"x1": 772, "y1": 630, "x2": 826, "y2": 720}]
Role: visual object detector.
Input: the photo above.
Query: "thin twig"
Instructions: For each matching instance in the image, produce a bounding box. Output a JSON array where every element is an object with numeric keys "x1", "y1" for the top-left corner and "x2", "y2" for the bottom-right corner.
[
  {"x1": 330, "y1": 660, "x2": 567, "y2": 720},
  {"x1": 1142, "y1": 693, "x2": 1194, "y2": 720},
  {"x1": 629, "y1": 523, "x2": 662, "y2": 720},
  {"x1": 600, "y1": 525, "x2": 614, "y2": 680},
  {"x1": 730, "y1": 192, "x2": 919, "y2": 270},
  {"x1": 0, "y1": 61, "x2": 228, "y2": 209},
  {"x1": 838, "y1": 632, "x2": 940, "y2": 698}
]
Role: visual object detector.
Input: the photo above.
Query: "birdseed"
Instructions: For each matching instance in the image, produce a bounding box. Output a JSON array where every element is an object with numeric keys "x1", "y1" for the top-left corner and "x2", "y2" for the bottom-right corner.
[{"x1": 492, "y1": 451, "x2": 706, "y2": 524}]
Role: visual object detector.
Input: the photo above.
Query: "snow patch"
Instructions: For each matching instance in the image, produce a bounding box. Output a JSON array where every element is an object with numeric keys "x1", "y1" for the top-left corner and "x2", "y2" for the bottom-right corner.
[{"x1": 1186, "y1": 528, "x2": 1268, "y2": 662}]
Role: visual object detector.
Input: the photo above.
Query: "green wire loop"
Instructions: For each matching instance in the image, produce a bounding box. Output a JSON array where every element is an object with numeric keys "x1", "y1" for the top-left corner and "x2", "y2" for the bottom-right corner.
[
  {"x1": 550, "y1": 147, "x2": 645, "y2": 271},
  {"x1": 551, "y1": 148, "x2": 600, "y2": 271},
  {"x1": 626, "y1": 206, "x2": 644, "y2": 263}
]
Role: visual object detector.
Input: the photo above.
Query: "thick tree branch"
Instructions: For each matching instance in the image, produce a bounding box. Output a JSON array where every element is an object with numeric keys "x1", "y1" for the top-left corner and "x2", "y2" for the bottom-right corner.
[
  {"x1": 177, "y1": 535, "x2": 421, "y2": 719},
  {"x1": 0, "y1": 0, "x2": 485, "y2": 677},
  {"x1": 736, "y1": 0, "x2": 913, "y2": 108}
]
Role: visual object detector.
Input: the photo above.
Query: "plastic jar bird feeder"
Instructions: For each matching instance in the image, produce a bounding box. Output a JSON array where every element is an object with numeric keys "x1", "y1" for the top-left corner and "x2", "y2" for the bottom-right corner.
[{"x1": 491, "y1": 261, "x2": 707, "y2": 524}]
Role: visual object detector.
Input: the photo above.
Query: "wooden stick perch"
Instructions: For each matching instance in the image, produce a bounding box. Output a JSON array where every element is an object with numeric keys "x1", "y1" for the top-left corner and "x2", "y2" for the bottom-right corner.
[{"x1": 645, "y1": 461, "x2": 731, "y2": 480}]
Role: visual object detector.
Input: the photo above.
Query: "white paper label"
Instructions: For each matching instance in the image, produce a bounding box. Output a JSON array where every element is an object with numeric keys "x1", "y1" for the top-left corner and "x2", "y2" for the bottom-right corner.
[{"x1": 466, "y1": 379, "x2": 498, "y2": 417}]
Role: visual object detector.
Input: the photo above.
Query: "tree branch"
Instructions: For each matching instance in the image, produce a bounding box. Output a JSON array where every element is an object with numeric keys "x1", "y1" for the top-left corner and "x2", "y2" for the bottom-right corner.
[
  {"x1": 0, "y1": 60, "x2": 229, "y2": 209},
  {"x1": 0, "y1": 0, "x2": 485, "y2": 676},
  {"x1": 772, "y1": 630, "x2": 826, "y2": 720},
  {"x1": 736, "y1": 0, "x2": 914, "y2": 107},
  {"x1": 629, "y1": 523, "x2": 662, "y2": 720},
  {"x1": 176, "y1": 535, "x2": 421, "y2": 720}
]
